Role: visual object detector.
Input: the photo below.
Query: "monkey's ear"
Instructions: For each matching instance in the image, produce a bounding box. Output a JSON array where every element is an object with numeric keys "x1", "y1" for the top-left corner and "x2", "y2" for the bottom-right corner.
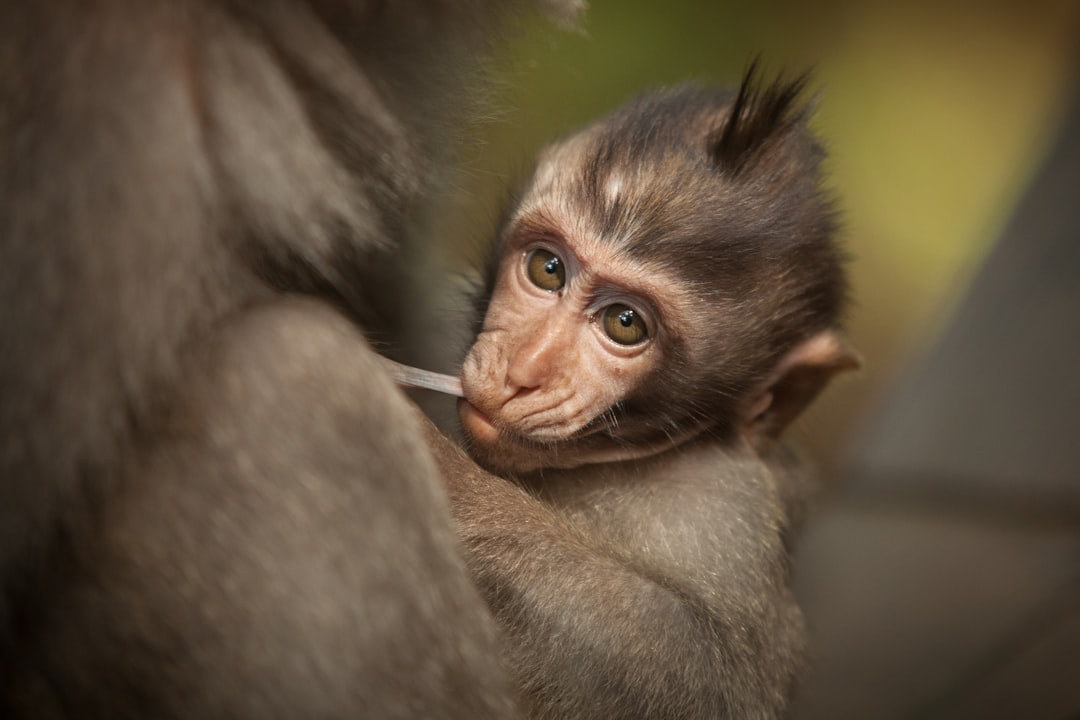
[{"x1": 740, "y1": 330, "x2": 860, "y2": 449}]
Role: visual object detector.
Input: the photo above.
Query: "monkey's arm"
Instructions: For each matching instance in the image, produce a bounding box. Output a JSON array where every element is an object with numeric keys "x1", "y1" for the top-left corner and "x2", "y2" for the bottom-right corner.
[{"x1": 420, "y1": 421, "x2": 803, "y2": 720}]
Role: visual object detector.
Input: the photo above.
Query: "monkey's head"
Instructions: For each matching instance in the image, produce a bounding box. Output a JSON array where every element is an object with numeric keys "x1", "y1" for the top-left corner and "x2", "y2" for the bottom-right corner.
[{"x1": 460, "y1": 67, "x2": 859, "y2": 475}]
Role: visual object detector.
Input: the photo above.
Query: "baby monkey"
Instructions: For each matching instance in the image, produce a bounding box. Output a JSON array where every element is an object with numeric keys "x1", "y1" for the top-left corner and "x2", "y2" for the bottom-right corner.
[
  {"x1": 458, "y1": 67, "x2": 856, "y2": 473},
  {"x1": 397, "y1": 66, "x2": 858, "y2": 719}
]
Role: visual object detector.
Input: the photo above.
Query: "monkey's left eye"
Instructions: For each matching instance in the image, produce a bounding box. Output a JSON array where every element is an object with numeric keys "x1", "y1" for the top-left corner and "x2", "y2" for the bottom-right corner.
[
  {"x1": 601, "y1": 304, "x2": 648, "y2": 345},
  {"x1": 526, "y1": 249, "x2": 566, "y2": 292}
]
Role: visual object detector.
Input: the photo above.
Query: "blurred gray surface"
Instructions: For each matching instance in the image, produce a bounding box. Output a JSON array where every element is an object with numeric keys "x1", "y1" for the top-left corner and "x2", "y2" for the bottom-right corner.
[
  {"x1": 791, "y1": 74, "x2": 1080, "y2": 719},
  {"x1": 793, "y1": 503, "x2": 1080, "y2": 719},
  {"x1": 849, "y1": 70, "x2": 1080, "y2": 517}
]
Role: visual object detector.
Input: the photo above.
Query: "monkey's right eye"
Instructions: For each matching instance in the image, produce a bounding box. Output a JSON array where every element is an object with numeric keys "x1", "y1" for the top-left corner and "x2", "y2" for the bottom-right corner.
[{"x1": 526, "y1": 249, "x2": 566, "y2": 292}]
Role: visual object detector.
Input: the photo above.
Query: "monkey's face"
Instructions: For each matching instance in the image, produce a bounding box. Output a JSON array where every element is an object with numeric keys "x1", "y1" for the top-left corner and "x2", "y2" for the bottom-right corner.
[
  {"x1": 457, "y1": 79, "x2": 855, "y2": 473},
  {"x1": 459, "y1": 213, "x2": 700, "y2": 475}
]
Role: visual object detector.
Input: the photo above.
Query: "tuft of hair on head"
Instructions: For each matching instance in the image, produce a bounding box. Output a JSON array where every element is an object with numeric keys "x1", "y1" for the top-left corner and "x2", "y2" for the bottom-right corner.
[{"x1": 709, "y1": 59, "x2": 811, "y2": 176}]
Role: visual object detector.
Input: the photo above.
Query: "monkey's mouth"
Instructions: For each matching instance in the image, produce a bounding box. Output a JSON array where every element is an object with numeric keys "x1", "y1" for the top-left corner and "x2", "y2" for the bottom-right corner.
[
  {"x1": 459, "y1": 393, "x2": 626, "y2": 443},
  {"x1": 457, "y1": 398, "x2": 573, "y2": 473},
  {"x1": 457, "y1": 398, "x2": 501, "y2": 445}
]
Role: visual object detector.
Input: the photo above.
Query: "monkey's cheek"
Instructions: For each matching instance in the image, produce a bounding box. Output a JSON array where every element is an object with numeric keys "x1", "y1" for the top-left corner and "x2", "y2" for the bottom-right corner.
[{"x1": 458, "y1": 398, "x2": 501, "y2": 446}]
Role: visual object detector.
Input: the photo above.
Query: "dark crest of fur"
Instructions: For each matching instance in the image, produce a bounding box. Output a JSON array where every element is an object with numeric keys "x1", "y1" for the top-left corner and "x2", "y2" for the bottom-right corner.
[{"x1": 710, "y1": 61, "x2": 811, "y2": 177}]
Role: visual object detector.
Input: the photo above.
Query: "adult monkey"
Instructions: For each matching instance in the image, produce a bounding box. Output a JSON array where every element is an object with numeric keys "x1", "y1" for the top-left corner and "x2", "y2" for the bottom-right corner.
[{"x1": 0, "y1": 1, "x2": 578, "y2": 718}]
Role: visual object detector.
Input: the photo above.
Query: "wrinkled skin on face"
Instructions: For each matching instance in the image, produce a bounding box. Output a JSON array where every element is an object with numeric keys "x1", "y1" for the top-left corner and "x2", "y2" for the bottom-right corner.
[{"x1": 459, "y1": 206, "x2": 707, "y2": 474}]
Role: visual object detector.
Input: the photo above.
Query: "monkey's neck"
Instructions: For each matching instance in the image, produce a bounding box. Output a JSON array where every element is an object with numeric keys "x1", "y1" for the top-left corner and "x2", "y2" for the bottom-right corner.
[{"x1": 564, "y1": 423, "x2": 718, "y2": 467}]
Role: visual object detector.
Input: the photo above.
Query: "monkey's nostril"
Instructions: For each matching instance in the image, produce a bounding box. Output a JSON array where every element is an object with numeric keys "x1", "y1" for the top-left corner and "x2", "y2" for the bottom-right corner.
[{"x1": 510, "y1": 385, "x2": 541, "y2": 401}]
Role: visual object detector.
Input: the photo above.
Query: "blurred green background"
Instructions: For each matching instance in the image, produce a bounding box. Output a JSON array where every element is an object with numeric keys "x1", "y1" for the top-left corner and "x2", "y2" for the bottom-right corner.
[{"x1": 434, "y1": 0, "x2": 1080, "y2": 479}]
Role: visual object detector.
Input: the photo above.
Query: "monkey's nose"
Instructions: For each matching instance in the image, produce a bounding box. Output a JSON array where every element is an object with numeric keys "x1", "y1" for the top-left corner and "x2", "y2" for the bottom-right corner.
[
  {"x1": 501, "y1": 319, "x2": 568, "y2": 398},
  {"x1": 504, "y1": 344, "x2": 555, "y2": 397}
]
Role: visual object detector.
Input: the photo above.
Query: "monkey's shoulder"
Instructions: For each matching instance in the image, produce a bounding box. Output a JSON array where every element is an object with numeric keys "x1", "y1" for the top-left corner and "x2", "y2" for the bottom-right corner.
[{"x1": 531, "y1": 442, "x2": 798, "y2": 596}]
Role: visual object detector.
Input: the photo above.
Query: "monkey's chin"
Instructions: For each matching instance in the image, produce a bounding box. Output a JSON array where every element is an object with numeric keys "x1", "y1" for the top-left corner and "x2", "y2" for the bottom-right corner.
[{"x1": 457, "y1": 398, "x2": 548, "y2": 475}]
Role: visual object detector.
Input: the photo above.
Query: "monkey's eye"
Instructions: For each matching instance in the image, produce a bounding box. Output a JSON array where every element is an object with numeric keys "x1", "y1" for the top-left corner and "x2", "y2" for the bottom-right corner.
[
  {"x1": 601, "y1": 304, "x2": 648, "y2": 345},
  {"x1": 526, "y1": 249, "x2": 566, "y2": 292}
]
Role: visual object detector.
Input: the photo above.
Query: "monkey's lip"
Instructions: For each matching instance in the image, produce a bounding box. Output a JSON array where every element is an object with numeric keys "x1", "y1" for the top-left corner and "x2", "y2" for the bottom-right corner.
[{"x1": 457, "y1": 398, "x2": 500, "y2": 445}]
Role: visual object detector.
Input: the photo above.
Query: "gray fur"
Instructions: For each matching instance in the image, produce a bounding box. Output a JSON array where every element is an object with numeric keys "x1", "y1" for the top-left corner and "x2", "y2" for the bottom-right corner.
[{"x1": 0, "y1": 1, "x2": 580, "y2": 716}]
